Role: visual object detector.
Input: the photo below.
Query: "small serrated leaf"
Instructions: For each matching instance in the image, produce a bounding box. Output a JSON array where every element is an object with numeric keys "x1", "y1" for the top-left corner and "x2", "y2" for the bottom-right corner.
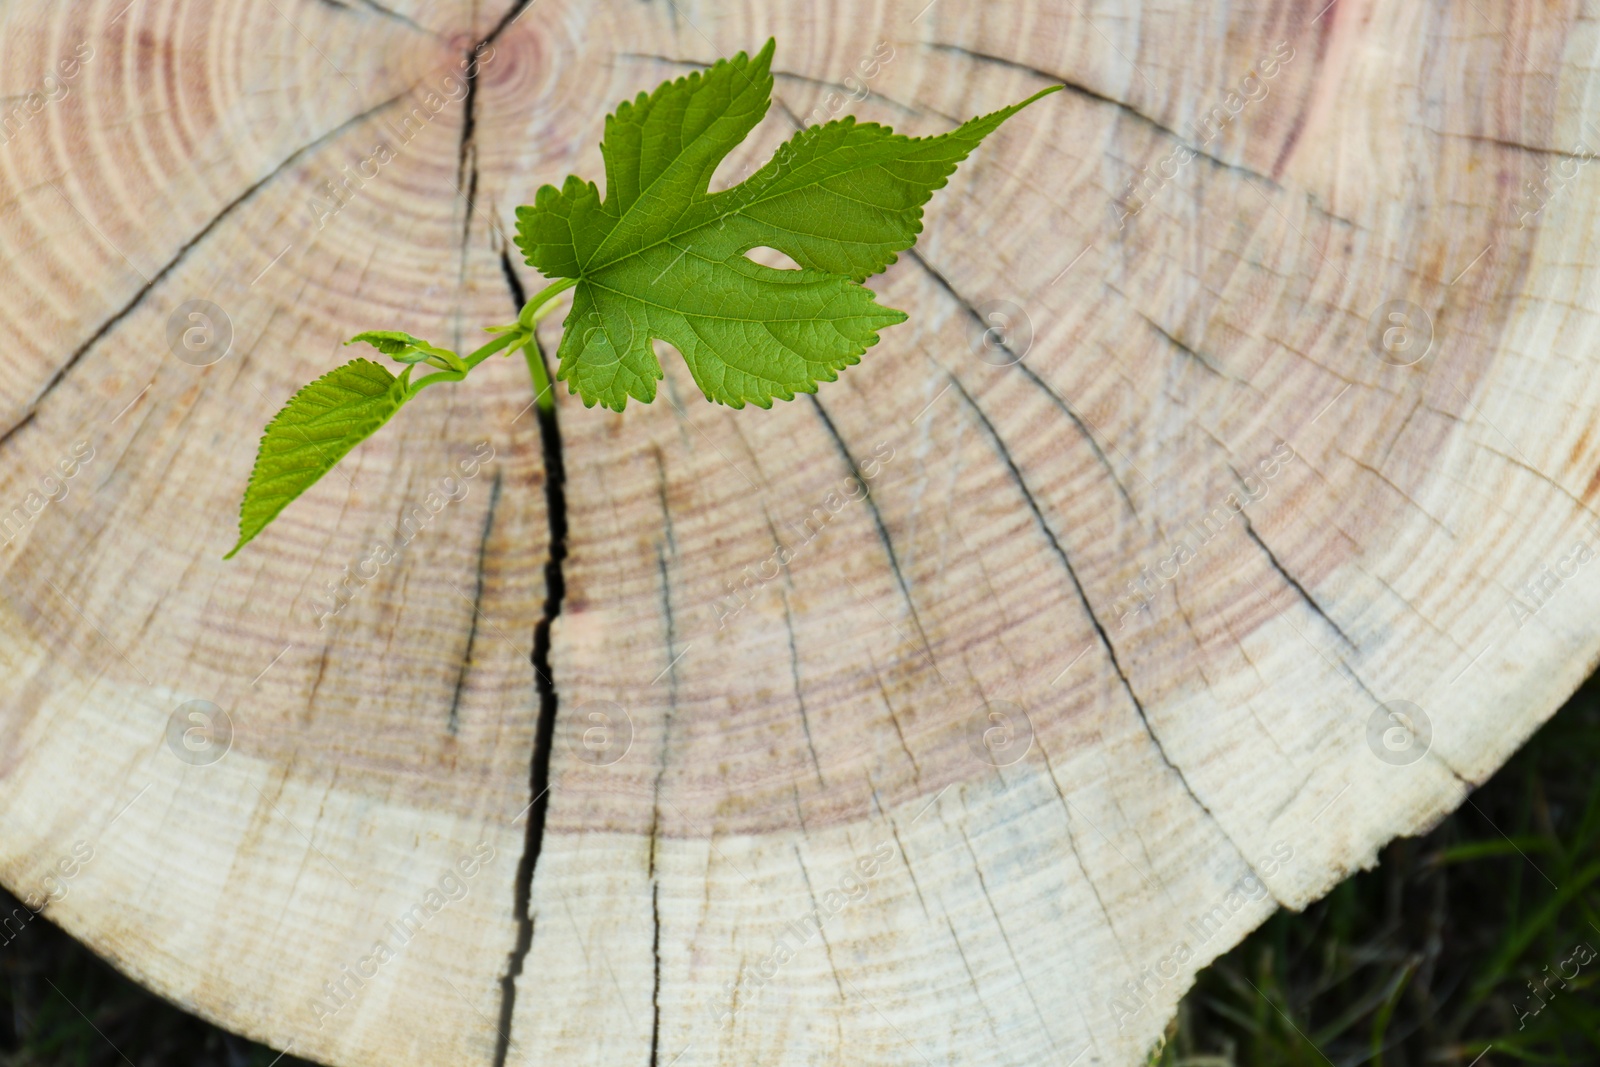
[
  {"x1": 348, "y1": 330, "x2": 463, "y2": 370},
  {"x1": 226, "y1": 359, "x2": 409, "y2": 558},
  {"x1": 348, "y1": 330, "x2": 427, "y2": 356}
]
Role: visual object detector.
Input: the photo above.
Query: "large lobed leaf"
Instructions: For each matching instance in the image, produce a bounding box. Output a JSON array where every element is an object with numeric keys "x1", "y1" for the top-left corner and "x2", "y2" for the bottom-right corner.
[
  {"x1": 515, "y1": 39, "x2": 1060, "y2": 410},
  {"x1": 226, "y1": 359, "x2": 408, "y2": 558}
]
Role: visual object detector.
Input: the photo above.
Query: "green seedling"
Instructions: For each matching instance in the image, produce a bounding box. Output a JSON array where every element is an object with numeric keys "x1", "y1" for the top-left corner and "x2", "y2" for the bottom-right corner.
[{"x1": 227, "y1": 40, "x2": 1058, "y2": 557}]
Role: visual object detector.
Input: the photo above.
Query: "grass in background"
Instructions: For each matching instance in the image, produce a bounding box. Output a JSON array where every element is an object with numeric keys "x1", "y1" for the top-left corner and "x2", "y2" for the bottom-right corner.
[
  {"x1": 1157, "y1": 670, "x2": 1600, "y2": 1066},
  {"x1": 0, "y1": 889, "x2": 314, "y2": 1067},
  {"x1": 5, "y1": 673, "x2": 1600, "y2": 1065}
]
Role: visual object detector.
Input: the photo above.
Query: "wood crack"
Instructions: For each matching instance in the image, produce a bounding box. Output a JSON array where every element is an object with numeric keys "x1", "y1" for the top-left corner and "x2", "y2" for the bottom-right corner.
[
  {"x1": 1435, "y1": 129, "x2": 1597, "y2": 161},
  {"x1": 868, "y1": 648, "x2": 921, "y2": 778},
  {"x1": 943, "y1": 916, "x2": 1002, "y2": 1040},
  {"x1": 0, "y1": 85, "x2": 420, "y2": 451},
  {"x1": 807, "y1": 394, "x2": 943, "y2": 676},
  {"x1": 905, "y1": 250, "x2": 1141, "y2": 518},
  {"x1": 648, "y1": 864, "x2": 663, "y2": 1067},
  {"x1": 903, "y1": 254, "x2": 1239, "y2": 847},
  {"x1": 493, "y1": 251, "x2": 568, "y2": 1067},
  {"x1": 780, "y1": 589, "x2": 826, "y2": 786},
  {"x1": 456, "y1": 0, "x2": 538, "y2": 248},
  {"x1": 888, "y1": 820, "x2": 931, "y2": 920},
  {"x1": 926, "y1": 41, "x2": 1283, "y2": 190},
  {"x1": 1238, "y1": 510, "x2": 1356, "y2": 651},
  {"x1": 319, "y1": 0, "x2": 439, "y2": 37},
  {"x1": 448, "y1": 468, "x2": 503, "y2": 735},
  {"x1": 644, "y1": 487, "x2": 681, "y2": 1067},
  {"x1": 790, "y1": 851, "x2": 851, "y2": 1017},
  {"x1": 958, "y1": 824, "x2": 1062, "y2": 1056},
  {"x1": 945, "y1": 375, "x2": 1248, "y2": 861},
  {"x1": 1134, "y1": 308, "x2": 1229, "y2": 381},
  {"x1": 1033, "y1": 737, "x2": 1126, "y2": 947}
]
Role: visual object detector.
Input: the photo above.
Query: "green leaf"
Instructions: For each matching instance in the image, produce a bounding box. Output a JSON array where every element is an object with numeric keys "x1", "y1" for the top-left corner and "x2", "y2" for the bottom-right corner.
[
  {"x1": 347, "y1": 330, "x2": 464, "y2": 370},
  {"x1": 226, "y1": 359, "x2": 410, "y2": 558},
  {"x1": 514, "y1": 39, "x2": 1059, "y2": 410},
  {"x1": 347, "y1": 330, "x2": 427, "y2": 356}
]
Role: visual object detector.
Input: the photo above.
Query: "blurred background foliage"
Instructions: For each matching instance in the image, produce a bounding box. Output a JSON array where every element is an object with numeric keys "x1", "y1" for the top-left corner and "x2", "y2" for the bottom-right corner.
[
  {"x1": 5, "y1": 672, "x2": 1600, "y2": 1066},
  {"x1": 1153, "y1": 670, "x2": 1600, "y2": 1066},
  {"x1": 0, "y1": 889, "x2": 312, "y2": 1067}
]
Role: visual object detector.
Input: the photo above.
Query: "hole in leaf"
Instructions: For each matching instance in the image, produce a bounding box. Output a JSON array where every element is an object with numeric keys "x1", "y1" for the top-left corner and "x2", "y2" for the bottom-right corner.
[
  {"x1": 744, "y1": 246, "x2": 805, "y2": 271},
  {"x1": 708, "y1": 140, "x2": 773, "y2": 193},
  {"x1": 652, "y1": 337, "x2": 685, "y2": 368}
]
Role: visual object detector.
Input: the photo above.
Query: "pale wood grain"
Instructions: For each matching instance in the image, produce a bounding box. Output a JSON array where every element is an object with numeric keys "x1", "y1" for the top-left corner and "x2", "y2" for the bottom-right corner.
[{"x1": 1, "y1": 0, "x2": 1597, "y2": 1064}]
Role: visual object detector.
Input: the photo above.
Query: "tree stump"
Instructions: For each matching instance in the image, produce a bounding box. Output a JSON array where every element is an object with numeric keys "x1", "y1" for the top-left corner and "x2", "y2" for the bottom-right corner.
[{"x1": 1, "y1": 0, "x2": 1595, "y2": 1063}]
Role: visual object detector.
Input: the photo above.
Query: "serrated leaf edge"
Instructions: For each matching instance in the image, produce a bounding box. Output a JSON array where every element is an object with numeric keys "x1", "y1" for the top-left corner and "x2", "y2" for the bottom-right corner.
[{"x1": 225, "y1": 358, "x2": 407, "y2": 558}]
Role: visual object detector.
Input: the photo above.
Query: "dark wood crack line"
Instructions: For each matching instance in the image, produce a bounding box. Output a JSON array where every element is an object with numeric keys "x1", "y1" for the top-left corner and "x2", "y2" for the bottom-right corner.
[
  {"x1": 616, "y1": 52, "x2": 927, "y2": 119},
  {"x1": 1129, "y1": 306, "x2": 1229, "y2": 381},
  {"x1": 903, "y1": 249, "x2": 1141, "y2": 520},
  {"x1": 958, "y1": 824, "x2": 1063, "y2": 1056},
  {"x1": 944, "y1": 916, "x2": 1004, "y2": 1041},
  {"x1": 456, "y1": 0, "x2": 536, "y2": 246},
  {"x1": 945, "y1": 376, "x2": 1246, "y2": 860},
  {"x1": 319, "y1": 0, "x2": 439, "y2": 37},
  {"x1": 867, "y1": 647, "x2": 921, "y2": 778},
  {"x1": 492, "y1": 259, "x2": 567, "y2": 1067},
  {"x1": 0, "y1": 86, "x2": 420, "y2": 452},
  {"x1": 780, "y1": 590, "x2": 826, "y2": 786},
  {"x1": 1452, "y1": 131, "x2": 1598, "y2": 161},
  {"x1": 449, "y1": 468, "x2": 503, "y2": 735},
  {"x1": 1032, "y1": 735, "x2": 1127, "y2": 946},
  {"x1": 925, "y1": 41, "x2": 1284, "y2": 190},
  {"x1": 1238, "y1": 510, "x2": 1357, "y2": 651},
  {"x1": 455, "y1": 63, "x2": 481, "y2": 241},
  {"x1": 649, "y1": 876, "x2": 663, "y2": 1067},
  {"x1": 806, "y1": 394, "x2": 944, "y2": 679},
  {"x1": 646, "y1": 529, "x2": 680, "y2": 1067},
  {"x1": 793, "y1": 848, "x2": 848, "y2": 1005}
]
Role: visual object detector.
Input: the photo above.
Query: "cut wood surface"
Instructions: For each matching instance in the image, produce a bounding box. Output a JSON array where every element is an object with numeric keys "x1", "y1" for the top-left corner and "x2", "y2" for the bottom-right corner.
[{"x1": 2, "y1": 0, "x2": 1598, "y2": 1063}]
